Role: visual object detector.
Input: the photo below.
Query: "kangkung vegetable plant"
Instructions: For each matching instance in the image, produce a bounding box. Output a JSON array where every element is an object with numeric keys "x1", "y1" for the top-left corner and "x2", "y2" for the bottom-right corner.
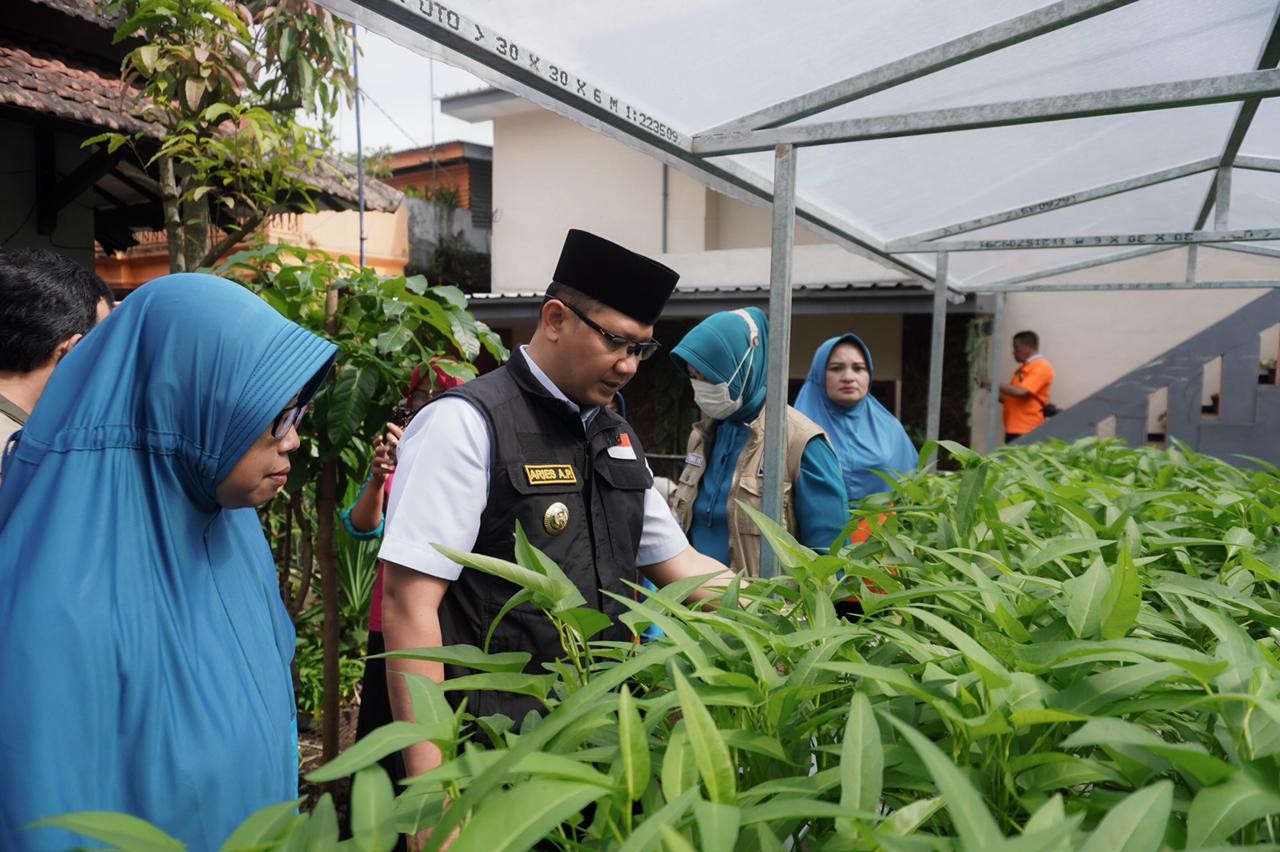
[{"x1": 42, "y1": 439, "x2": 1280, "y2": 851}]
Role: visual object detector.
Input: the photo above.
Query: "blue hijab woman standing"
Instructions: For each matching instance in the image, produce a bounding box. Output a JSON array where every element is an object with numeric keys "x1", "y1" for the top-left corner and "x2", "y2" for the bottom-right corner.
[
  {"x1": 795, "y1": 334, "x2": 917, "y2": 504},
  {"x1": 669, "y1": 308, "x2": 847, "y2": 576},
  {"x1": 0, "y1": 274, "x2": 335, "y2": 850}
]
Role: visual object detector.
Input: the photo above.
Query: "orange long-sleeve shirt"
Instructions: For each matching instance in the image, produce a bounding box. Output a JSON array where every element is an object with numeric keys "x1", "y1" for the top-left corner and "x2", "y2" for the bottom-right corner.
[{"x1": 1003, "y1": 355, "x2": 1054, "y2": 436}]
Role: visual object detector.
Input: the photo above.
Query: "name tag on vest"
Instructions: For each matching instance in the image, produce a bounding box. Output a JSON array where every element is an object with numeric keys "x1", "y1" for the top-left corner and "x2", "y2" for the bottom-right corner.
[
  {"x1": 685, "y1": 452, "x2": 704, "y2": 467},
  {"x1": 524, "y1": 464, "x2": 577, "y2": 485}
]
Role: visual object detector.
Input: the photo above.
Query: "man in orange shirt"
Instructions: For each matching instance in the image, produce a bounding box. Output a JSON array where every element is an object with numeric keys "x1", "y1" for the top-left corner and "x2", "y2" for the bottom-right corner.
[
  {"x1": 993, "y1": 327, "x2": 1054, "y2": 440},
  {"x1": 983, "y1": 330, "x2": 1055, "y2": 443}
]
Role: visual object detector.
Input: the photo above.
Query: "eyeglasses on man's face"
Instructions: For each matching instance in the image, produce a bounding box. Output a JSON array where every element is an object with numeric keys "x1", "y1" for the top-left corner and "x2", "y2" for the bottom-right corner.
[
  {"x1": 547, "y1": 297, "x2": 661, "y2": 361},
  {"x1": 271, "y1": 399, "x2": 311, "y2": 440}
]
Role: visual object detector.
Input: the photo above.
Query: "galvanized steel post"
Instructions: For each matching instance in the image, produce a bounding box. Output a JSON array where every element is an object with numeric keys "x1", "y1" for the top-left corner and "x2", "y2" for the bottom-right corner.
[
  {"x1": 986, "y1": 291, "x2": 1005, "y2": 452},
  {"x1": 760, "y1": 144, "x2": 797, "y2": 579},
  {"x1": 924, "y1": 252, "x2": 949, "y2": 460}
]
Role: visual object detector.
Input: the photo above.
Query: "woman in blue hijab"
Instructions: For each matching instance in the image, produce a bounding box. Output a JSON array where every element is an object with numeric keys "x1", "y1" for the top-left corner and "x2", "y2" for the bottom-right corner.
[
  {"x1": 795, "y1": 334, "x2": 917, "y2": 504},
  {"x1": 669, "y1": 308, "x2": 847, "y2": 575},
  {"x1": 0, "y1": 274, "x2": 336, "y2": 850}
]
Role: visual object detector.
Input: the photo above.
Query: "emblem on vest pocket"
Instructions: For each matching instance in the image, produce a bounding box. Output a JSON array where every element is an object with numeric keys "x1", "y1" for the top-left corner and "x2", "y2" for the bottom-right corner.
[
  {"x1": 543, "y1": 502, "x2": 570, "y2": 535},
  {"x1": 525, "y1": 464, "x2": 577, "y2": 485}
]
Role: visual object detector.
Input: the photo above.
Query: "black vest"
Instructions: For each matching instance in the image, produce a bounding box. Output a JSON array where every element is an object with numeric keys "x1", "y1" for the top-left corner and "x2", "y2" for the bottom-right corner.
[{"x1": 438, "y1": 351, "x2": 651, "y2": 722}]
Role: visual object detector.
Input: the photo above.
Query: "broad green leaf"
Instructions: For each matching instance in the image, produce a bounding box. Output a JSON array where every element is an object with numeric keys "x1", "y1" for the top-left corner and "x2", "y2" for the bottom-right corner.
[
  {"x1": 404, "y1": 671, "x2": 457, "y2": 731},
  {"x1": 27, "y1": 812, "x2": 184, "y2": 851},
  {"x1": 1022, "y1": 794, "x2": 1066, "y2": 834},
  {"x1": 450, "y1": 779, "x2": 603, "y2": 852},
  {"x1": 350, "y1": 766, "x2": 397, "y2": 852},
  {"x1": 840, "y1": 692, "x2": 883, "y2": 815},
  {"x1": 433, "y1": 544, "x2": 571, "y2": 606},
  {"x1": 306, "y1": 721, "x2": 432, "y2": 783},
  {"x1": 879, "y1": 796, "x2": 944, "y2": 836},
  {"x1": 374, "y1": 324, "x2": 414, "y2": 354},
  {"x1": 442, "y1": 672, "x2": 555, "y2": 701},
  {"x1": 659, "y1": 824, "x2": 699, "y2": 852},
  {"x1": 326, "y1": 364, "x2": 378, "y2": 449},
  {"x1": 512, "y1": 521, "x2": 587, "y2": 612},
  {"x1": 1186, "y1": 769, "x2": 1280, "y2": 847},
  {"x1": 376, "y1": 644, "x2": 532, "y2": 673},
  {"x1": 134, "y1": 44, "x2": 159, "y2": 74},
  {"x1": 902, "y1": 606, "x2": 1012, "y2": 688},
  {"x1": 1061, "y1": 718, "x2": 1233, "y2": 785},
  {"x1": 738, "y1": 798, "x2": 871, "y2": 825},
  {"x1": 737, "y1": 501, "x2": 818, "y2": 570},
  {"x1": 1016, "y1": 757, "x2": 1126, "y2": 793},
  {"x1": 954, "y1": 462, "x2": 990, "y2": 540},
  {"x1": 282, "y1": 793, "x2": 338, "y2": 852},
  {"x1": 1065, "y1": 558, "x2": 1109, "y2": 639},
  {"x1": 672, "y1": 666, "x2": 737, "y2": 804},
  {"x1": 883, "y1": 713, "x2": 1002, "y2": 849},
  {"x1": 662, "y1": 727, "x2": 696, "y2": 801},
  {"x1": 618, "y1": 788, "x2": 699, "y2": 852},
  {"x1": 1022, "y1": 536, "x2": 1113, "y2": 573},
  {"x1": 559, "y1": 606, "x2": 614, "y2": 641},
  {"x1": 1050, "y1": 662, "x2": 1182, "y2": 715},
  {"x1": 220, "y1": 798, "x2": 303, "y2": 850},
  {"x1": 1077, "y1": 781, "x2": 1171, "y2": 852},
  {"x1": 1099, "y1": 547, "x2": 1142, "y2": 639},
  {"x1": 720, "y1": 730, "x2": 791, "y2": 763},
  {"x1": 1009, "y1": 709, "x2": 1090, "y2": 728},
  {"x1": 693, "y1": 801, "x2": 741, "y2": 852},
  {"x1": 617, "y1": 684, "x2": 650, "y2": 801},
  {"x1": 511, "y1": 752, "x2": 615, "y2": 788}
]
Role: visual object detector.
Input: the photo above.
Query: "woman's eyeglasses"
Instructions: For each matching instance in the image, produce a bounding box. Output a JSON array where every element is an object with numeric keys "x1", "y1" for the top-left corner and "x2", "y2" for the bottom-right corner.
[
  {"x1": 271, "y1": 400, "x2": 311, "y2": 440},
  {"x1": 547, "y1": 298, "x2": 661, "y2": 361}
]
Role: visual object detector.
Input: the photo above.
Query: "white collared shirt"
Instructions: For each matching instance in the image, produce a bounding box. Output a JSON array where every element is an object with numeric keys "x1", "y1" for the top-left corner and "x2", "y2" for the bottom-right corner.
[{"x1": 379, "y1": 347, "x2": 687, "y2": 580}]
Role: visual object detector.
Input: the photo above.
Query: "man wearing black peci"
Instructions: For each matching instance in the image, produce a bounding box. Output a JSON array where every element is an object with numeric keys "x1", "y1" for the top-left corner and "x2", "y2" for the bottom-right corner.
[{"x1": 378, "y1": 228, "x2": 731, "y2": 782}]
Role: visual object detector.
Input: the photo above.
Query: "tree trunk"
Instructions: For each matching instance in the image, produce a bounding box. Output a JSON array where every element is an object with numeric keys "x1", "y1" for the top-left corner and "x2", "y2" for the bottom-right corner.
[
  {"x1": 159, "y1": 156, "x2": 185, "y2": 274},
  {"x1": 317, "y1": 457, "x2": 341, "y2": 767},
  {"x1": 181, "y1": 192, "x2": 210, "y2": 272}
]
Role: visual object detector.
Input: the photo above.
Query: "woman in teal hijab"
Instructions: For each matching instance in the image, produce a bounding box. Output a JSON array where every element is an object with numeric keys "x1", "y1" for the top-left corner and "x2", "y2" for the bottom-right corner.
[
  {"x1": 669, "y1": 307, "x2": 846, "y2": 574},
  {"x1": 795, "y1": 333, "x2": 917, "y2": 504},
  {"x1": 0, "y1": 274, "x2": 335, "y2": 850}
]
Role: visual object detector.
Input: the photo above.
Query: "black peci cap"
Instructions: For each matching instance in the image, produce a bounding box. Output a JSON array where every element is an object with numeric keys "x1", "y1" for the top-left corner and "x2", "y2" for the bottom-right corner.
[{"x1": 551, "y1": 229, "x2": 679, "y2": 325}]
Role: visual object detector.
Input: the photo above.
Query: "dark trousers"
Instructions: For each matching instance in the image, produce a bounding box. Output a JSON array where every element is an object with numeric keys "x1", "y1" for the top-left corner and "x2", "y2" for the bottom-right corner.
[{"x1": 1005, "y1": 433, "x2": 1022, "y2": 444}]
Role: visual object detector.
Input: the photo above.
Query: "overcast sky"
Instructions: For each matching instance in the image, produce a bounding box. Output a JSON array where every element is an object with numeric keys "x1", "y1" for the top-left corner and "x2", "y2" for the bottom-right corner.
[{"x1": 333, "y1": 28, "x2": 494, "y2": 154}]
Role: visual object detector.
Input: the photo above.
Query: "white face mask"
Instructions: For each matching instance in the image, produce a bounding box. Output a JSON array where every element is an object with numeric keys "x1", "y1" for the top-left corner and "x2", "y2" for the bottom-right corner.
[
  {"x1": 690, "y1": 317, "x2": 758, "y2": 420},
  {"x1": 690, "y1": 377, "x2": 743, "y2": 420}
]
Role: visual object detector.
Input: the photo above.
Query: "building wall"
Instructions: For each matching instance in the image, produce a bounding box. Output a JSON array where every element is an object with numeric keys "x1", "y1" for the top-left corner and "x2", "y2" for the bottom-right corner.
[
  {"x1": 791, "y1": 315, "x2": 903, "y2": 383},
  {"x1": 490, "y1": 110, "x2": 831, "y2": 292},
  {"x1": 969, "y1": 248, "x2": 1280, "y2": 450},
  {"x1": 703, "y1": 190, "x2": 825, "y2": 251},
  {"x1": 0, "y1": 119, "x2": 96, "y2": 267},
  {"x1": 295, "y1": 208, "x2": 408, "y2": 276},
  {"x1": 493, "y1": 111, "x2": 667, "y2": 292}
]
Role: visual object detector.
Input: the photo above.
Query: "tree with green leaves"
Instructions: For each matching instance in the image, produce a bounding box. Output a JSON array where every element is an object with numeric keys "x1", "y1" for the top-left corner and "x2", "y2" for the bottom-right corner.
[{"x1": 92, "y1": 0, "x2": 354, "y2": 272}]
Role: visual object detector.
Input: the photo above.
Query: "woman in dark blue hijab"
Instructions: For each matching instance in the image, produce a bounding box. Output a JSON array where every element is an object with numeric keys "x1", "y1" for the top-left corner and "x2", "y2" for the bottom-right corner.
[
  {"x1": 0, "y1": 274, "x2": 335, "y2": 850},
  {"x1": 795, "y1": 334, "x2": 917, "y2": 504}
]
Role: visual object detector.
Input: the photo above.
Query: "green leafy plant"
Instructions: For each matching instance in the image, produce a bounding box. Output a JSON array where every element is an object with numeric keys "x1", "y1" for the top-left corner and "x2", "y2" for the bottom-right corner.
[{"x1": 43, "y1": 439, "x2": 1280, "y2": 850}]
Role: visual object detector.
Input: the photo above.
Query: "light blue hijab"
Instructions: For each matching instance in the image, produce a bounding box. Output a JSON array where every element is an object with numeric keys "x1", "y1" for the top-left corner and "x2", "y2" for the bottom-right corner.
[
  {"x1": 0, "y1": 274, "x2": 335, "y2": 850},
  {"x1": 795, "y1": 334, "x2": 917, "y2": 503},
  {"x1": 670, "y1": 307, "x2": 768, "y2": 424}
]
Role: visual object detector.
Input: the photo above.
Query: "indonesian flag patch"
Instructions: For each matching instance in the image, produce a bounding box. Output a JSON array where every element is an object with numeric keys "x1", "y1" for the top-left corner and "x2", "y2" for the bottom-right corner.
[{"x1": 607, "y1": 432, "x2": 637, "y2": 460}]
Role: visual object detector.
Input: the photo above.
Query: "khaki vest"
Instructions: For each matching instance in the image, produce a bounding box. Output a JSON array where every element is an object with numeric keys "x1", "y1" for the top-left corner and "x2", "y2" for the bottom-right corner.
[{"x1": 670, "y1": 405, "x2": 827, "y2": 577}]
